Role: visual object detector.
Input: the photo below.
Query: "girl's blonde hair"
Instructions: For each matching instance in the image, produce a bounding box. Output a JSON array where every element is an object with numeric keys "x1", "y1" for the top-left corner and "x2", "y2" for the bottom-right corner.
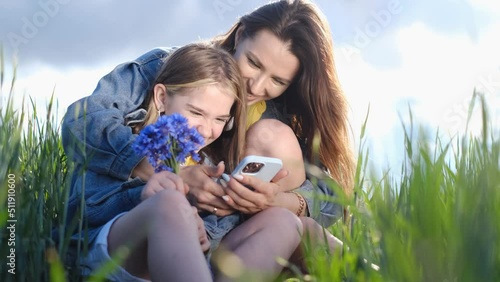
[{"x1": 135, "y1": 43, "x2": 247, "y2": 171}]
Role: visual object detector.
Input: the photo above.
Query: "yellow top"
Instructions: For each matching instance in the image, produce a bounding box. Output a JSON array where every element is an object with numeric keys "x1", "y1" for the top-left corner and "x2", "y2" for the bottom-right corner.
[
  {"x1": 246, "y1": 101, "x2": 266, "y2": 130},
  {"x1": 184, "y1": 101, "x2": 267, "y2": 166},
  {"x1": 183, "y1": 156, "x2": 199, "y2": 166}
]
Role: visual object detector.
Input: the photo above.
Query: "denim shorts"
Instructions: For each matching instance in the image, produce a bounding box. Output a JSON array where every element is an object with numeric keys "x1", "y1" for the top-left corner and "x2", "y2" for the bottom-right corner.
[
  {"x1": 202, "y1": 212, "x2": 244, "y2": 253},
  {"x1": 79, "y1": 212, "x2": 150, "y2": 282}
]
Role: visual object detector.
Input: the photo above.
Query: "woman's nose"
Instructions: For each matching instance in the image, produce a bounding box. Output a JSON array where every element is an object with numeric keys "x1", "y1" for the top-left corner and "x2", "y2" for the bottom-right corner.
[{"x1": 248, "y1": 75, "x2": 266, "y2": 96}]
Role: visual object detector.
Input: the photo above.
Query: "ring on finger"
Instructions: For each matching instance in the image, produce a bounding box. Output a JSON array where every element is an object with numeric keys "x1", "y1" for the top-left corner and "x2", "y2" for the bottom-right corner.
[{"x1": 212, "y1": 207, "x2": 218, "y2": 214}]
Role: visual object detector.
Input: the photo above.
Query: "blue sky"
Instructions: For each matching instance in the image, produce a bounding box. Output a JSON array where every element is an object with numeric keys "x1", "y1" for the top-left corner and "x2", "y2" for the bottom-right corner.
[{"x1": 1, "y1": 0, "x2": 499, "y2": 173}]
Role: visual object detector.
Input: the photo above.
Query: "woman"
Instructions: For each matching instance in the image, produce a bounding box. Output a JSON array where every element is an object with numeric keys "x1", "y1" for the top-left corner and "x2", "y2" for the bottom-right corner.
[
  {"x1": 208, "y1": 0, "x2": 355, "y2": 213},
  {"x1": 63, "y1": 43, "x2": 302, "y2": 281}
]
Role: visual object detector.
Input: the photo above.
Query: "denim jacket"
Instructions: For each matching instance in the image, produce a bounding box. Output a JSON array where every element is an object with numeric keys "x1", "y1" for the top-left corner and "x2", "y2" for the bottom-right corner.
[{"x1": 61, "y1": 47, "x2": 342, "y2": 245}]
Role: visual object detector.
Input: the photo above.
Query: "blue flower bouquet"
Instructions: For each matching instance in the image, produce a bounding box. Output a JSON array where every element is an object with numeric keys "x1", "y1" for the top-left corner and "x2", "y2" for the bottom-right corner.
[{"x1": 132, "y1": 113, "x2": 205, "y2": 173}]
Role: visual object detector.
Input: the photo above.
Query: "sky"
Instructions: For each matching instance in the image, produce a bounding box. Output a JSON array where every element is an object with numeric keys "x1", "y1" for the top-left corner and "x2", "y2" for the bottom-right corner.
[{"x1": 1, "y1": 0, "x2": 499, "y2": 174}]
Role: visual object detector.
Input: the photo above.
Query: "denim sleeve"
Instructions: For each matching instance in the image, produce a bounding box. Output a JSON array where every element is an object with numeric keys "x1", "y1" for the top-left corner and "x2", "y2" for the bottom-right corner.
[
  {"x1": 296, "y1": 179, "x2": 343, "y2": 227},
  {"x1": 62, "y1": 48, "x2": 172, "y2": 180}
]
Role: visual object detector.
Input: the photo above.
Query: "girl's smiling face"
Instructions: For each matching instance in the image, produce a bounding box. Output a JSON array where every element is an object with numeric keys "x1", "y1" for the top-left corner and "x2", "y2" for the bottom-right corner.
[{"x1": 154, "y1": 83, "x2": 235, "y2": 148}]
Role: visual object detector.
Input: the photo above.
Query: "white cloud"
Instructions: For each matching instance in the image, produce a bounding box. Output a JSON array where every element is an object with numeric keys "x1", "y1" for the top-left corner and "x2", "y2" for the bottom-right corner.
[
  {"x1": 337, "y1": 20, "x2": 500, "y2": 172},
  {"x1": 11, "y1": 64, "x2": 112, "y2": 124},
  {"x1": 467, "y1": 0, "x2": 500, "y2": 14},
  {"x1": 396, "y1": 22, "x2": 500, "y2": 136}
]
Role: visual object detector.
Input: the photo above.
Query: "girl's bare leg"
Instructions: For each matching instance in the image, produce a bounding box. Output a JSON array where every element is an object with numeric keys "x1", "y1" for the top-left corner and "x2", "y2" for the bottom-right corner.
[
  {"x1": 245, "y1": 119, "x2": 306, "y2": 190},
  {"x1": 107, "y1": 189, "x2": 212, "y2": 281},
  {"x1": 213, "y1": 207, "x2": 303, "y2": 281}
]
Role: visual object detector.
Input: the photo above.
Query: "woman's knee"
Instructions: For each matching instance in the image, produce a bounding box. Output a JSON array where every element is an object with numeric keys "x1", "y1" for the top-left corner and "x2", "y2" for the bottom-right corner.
[
  {"x1": 246, "y1": 120, "x2": 305, "y2": 188},
  {"x1": 246, "y1": 119, "x2": 300, "y2": 157}
]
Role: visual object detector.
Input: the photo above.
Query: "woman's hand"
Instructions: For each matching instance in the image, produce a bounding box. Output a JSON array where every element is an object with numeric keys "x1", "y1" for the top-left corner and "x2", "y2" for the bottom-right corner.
[
  {"x1": 179, "y1": 162, "x2": 236, "y2": 216},
  {"x1": 141, "y1": 171, "x2": 188, "y2": 201},
  {"x1": 221, "y1": 169, "x2": 289, "y2": 214}
]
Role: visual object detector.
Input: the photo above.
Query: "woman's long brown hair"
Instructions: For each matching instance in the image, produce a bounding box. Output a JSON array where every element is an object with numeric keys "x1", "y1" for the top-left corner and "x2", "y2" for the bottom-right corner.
[{"x1": 213, "y1": 0, "x2": 355, "y2": 195}]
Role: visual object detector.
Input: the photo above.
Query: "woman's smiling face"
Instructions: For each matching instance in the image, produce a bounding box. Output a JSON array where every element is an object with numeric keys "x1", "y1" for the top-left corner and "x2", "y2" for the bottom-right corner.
[{"x1": 233, "y1": 28, "x2": 300, "y2": 105}]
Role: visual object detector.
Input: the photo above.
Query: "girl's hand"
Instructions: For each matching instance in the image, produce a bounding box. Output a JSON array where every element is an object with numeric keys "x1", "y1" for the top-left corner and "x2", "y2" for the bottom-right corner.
[
  {"x1": 141, "y1": 171, "x2": 187, "y2": 201},
  {"x1": 179, "y1": 162, "x2": 235, "y2": 216},
  {"x1": 222, "y1": 169, "x2": 289, "y2": 214},
  {"x1": 131, "y1": 158, "x2": 154, "y2": 181},
  {"x1": 192, "y1": 207, "x2": 211, "y2": 253}
]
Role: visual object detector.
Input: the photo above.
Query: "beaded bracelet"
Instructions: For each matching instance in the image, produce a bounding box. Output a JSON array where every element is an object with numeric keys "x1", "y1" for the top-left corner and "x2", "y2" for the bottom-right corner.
[{"x1": 289, "y1": 191, "x2": 306, "y2": 216}]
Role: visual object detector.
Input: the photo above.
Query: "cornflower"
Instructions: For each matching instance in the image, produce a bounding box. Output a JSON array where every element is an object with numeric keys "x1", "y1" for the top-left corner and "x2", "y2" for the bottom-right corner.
[{"x1": 132, "y1": 113, "x2": 204, "y2": 173}]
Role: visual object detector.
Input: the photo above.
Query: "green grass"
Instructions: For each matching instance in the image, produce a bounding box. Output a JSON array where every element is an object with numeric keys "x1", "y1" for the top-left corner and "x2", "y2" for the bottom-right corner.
[
  {"x1": 1, "y1": 53, "x2": 499, "y2": 281},
  {"x1": 0, "y1": 54, "x2": 78, "y2": 281},
  {"x1": 298, "y1": 92, "x2": 500, "y2": 282}
]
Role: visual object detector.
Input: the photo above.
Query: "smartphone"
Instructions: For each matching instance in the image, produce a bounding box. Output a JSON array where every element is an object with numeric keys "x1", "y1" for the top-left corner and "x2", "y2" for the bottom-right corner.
[{"x1": 231, "y1": 155, "x2": 283, "y2": 182}]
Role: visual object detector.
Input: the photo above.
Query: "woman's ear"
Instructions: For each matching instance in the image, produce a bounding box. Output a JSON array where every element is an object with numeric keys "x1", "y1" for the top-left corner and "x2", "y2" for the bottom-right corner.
[{"x1": 153, "y1": 84, "x2": 168, "y2": 112}]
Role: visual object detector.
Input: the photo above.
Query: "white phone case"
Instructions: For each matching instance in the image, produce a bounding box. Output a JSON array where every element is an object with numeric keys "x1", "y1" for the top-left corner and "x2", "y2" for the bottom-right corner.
[{"x1": 231, "y1": 155, "x2": 283, "y2": 182}]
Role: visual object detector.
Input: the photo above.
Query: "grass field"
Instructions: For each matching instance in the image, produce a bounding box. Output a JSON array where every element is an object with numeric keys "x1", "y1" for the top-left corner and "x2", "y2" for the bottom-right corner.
[{"x1": 1, "y1": 55, "x2": 499, "y2": 281}]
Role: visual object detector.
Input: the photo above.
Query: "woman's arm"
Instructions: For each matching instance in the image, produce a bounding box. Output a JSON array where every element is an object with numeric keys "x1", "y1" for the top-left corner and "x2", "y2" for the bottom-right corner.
[
  {"x1": 289, "y1": 179, "x2": 343, "y2": 227},
  {"x1": 62, "y1": 48, "x2": 174, "y2": 180},
  {"x1": 222, "y1": 170, "x2": 343, "y2": 228}
]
